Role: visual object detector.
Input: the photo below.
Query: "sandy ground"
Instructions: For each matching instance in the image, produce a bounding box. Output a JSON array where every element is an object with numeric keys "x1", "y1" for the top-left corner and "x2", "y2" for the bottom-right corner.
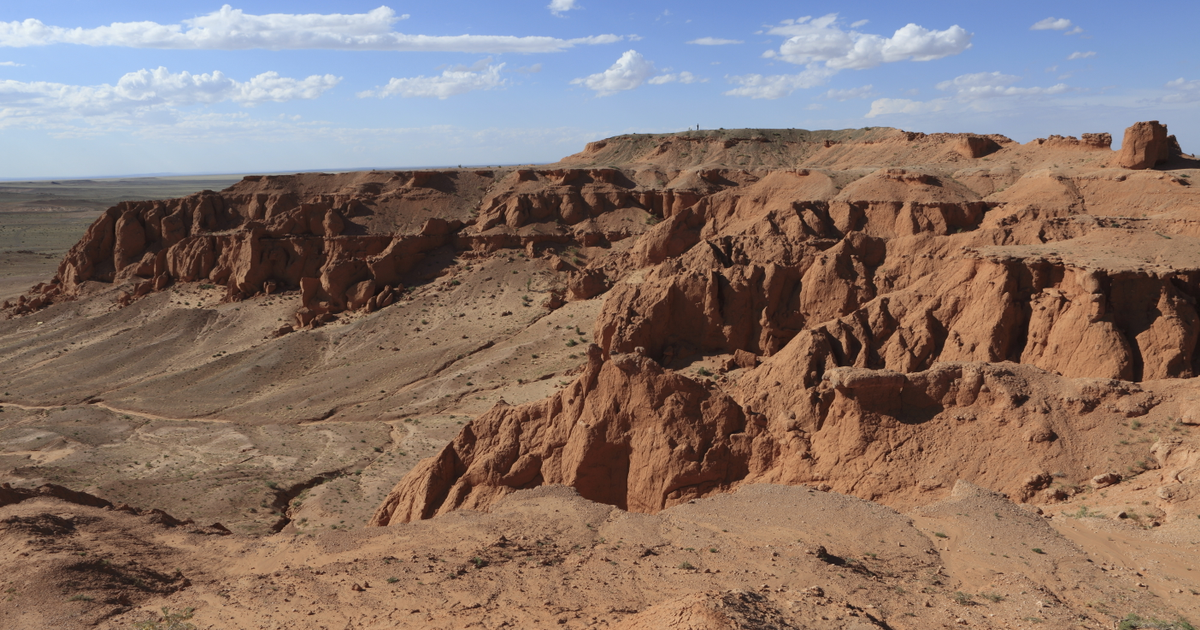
[{"x1": 3, "y1": 482, "x2": 1195, "y2": 630}]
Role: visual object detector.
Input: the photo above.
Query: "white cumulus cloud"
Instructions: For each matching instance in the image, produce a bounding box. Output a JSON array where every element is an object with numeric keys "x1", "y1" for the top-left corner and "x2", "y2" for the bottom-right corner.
[
  {"x1": 0, "y1": 5, "x2": 621, "y2": 53},
  {"x1": 687, "y1": 37, "x2": 743, "y2": 45},
  {"x1": 358, "y1": 59, "x2": 506, "y2": 99},
  {"x1": 766, "y1": 14, "x2": 971, "y2": 70},
  {"x1": 548, "y1": 0, "x2": 579, "y2": 16},
  {"x1": 727, "y1": 14, "x2": 968, "y2": 100},
  {"x1": 571, "y1": 50, "x2": 657, "y2": 96},
  {"x1": 1031, "y1": 17, "x2": 1072, "y2": 31},
  {"x1": 1067, "y1": 51, "x2": 1095, "y2": 60}
]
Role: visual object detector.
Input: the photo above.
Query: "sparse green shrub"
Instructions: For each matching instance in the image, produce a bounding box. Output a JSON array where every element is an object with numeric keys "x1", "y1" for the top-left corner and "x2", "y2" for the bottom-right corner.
[
  {"x1": 1068, "y1": 505, "x2": 1103, "y2": 518},
  {"x1": 133, "y1": 607, "x2": 196, "y2": 630},
  {"x1": 1117, "y1": 613, "x2": 1196, "y2": 630}
]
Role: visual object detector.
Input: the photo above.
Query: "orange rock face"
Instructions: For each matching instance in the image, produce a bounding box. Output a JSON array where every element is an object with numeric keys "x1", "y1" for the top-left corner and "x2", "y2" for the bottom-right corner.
[
  {"x1": 10, "y1": 123, "x2": 1200, "y2": 530},
  {"x1": 373, "y1": 340, "x2": 1169, "y2": 525},
  {"x1": 1117, "y1": 120, "x2": 1172, "y2": 169},
  {"x1": 11, "y1": 166, "x2": 704, "y2": 324},
  {"x1": 368, "y1": 121, "x2": 1200, "y2": 525},
  {"x1": 371, "y1": 345, "x2": 755, "y2": 524}
]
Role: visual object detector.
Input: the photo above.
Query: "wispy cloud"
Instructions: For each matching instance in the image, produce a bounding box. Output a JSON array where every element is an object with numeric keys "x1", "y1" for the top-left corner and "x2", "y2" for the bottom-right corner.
[
  {"x1": 866, "y1": 71, "x2": 1070, "y2": 118},
  {"x1": 1164, "y1": 78, "x2": 1200, "y2": 103},
  {"x1": 0, "y1": 61, "x2": 21, "y2": 66},
  {"x1": 1030, "y1": 17, "x2": 1072, "y2": 31},
  {"x1": 936, "y1": 72, "x2": 1069, "y2": 99},
  {"x1": 865, "y1": 98, "x2": 945, "y2": 118},
  {"x1": 648, "y1": 71, "x2": 705, "y2": 85},
  {"x1": 824, "y1": 85, "x2": 877, "y2": 100},
  {"x1": 0, "y1": 5, "x2": 622, "y2": 53},
  {"x1": 0, "y1": 66, "x2": 340, "y2": 131},
  {"x1": 687, "y1": 37, "x2": 743, "y2": 45},
  {"x1": 357, "y1": 59, "x2": 506, "y2": 99},
  {"x1": 1031, "y1": 17, "x2": 1083, "y2": 35},
  {"x1": 723, "y1": 67, "x2": 836, "y2": 99},
  {"x1": 1067, "y1": 51, "x2": 1095, "y2": 60},
  {"x1": 548, "y1": 0, "x2": 579, "y2": 16}
]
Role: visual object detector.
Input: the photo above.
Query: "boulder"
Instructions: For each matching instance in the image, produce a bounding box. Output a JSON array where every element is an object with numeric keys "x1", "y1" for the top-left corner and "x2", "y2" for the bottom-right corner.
[{"x1": 1091, "y1": 472, "x2": 1121, "y2": 488}]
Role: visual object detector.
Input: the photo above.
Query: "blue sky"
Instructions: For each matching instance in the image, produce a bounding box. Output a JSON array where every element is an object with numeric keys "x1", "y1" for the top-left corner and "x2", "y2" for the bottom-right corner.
[{"x1": 1, "y1": 1, "x2": 1198, "y2": 178}]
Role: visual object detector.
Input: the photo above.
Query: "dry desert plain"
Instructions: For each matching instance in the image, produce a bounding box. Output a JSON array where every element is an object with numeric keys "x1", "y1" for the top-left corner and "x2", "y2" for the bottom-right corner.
[{"x1": 2, "y1": 123, "x2": 1200, "y2": 629}]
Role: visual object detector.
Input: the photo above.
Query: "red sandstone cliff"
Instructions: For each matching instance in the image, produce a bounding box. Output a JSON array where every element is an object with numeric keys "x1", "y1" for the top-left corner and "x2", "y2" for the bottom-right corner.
[{"x1": 368, "y1": 121, "x2": 1200, "y2": 524}]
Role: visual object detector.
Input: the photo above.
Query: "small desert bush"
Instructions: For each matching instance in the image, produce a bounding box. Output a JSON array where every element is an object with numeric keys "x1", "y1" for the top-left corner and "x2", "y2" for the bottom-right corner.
[
  {"x1": 1117, "y1": 614, "x2": 1196, "y2": 630},
  {"x1": 133, "y1": 607, "x2": 196, "y2": 630}
]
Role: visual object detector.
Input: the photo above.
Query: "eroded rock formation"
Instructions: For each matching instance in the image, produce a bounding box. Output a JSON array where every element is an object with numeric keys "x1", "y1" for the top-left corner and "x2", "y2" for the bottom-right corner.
[
  {"x1": 373, "y1": 338, "x2": 1169, "y2": 524},
  {"x1": 369, "y1": 121, "x2": 1200, "y2": 524},
  {"x1": 7, "y1": 123, "x2": 1199, "y2": 528},
  {"x1": 1117, "y1": 120, "x2": 1178, "y2": 169},
  {"x1": 373, "y1": 344, "x2": 754, "y2": 523}
]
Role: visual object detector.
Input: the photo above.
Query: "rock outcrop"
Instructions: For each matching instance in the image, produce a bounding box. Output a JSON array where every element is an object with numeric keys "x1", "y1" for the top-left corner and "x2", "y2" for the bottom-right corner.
[
  {"x1": 6, "y1": 168, "x2": 716, "y2": 325},
  {"x1": 371, "y1": 345, "x2": 756, "y2": 524},
  {"x1": 1117, "y1": 120, "x2": 1173, "y2": 169},
  {"x1": 368, "y1": 120, "x2": 1200, "y2": 525},
  {"x1": 374, "y1": 337, "x2": 1167, "y2": 524},
  {"x1": 7, "y1": 121, "x2": 1199, "y2": 527}
]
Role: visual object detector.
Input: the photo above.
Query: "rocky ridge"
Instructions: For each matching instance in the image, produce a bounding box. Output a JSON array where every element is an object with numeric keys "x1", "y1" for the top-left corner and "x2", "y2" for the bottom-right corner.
[
  {"x1": 4, "y1": 122, "x2": 1200, "y2": 629},
  {"x1": 369, "y1": 122, "x2": 1200, "y2": 525},
  {"x1": 6, "y1": 124, "x2": 1200, "y2": 524}
]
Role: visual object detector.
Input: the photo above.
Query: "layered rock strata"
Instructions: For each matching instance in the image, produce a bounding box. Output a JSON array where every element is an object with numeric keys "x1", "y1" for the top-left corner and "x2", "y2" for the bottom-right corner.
[{"x1": 373, "y1": 121, "x2": 1200, "y2": 523}]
